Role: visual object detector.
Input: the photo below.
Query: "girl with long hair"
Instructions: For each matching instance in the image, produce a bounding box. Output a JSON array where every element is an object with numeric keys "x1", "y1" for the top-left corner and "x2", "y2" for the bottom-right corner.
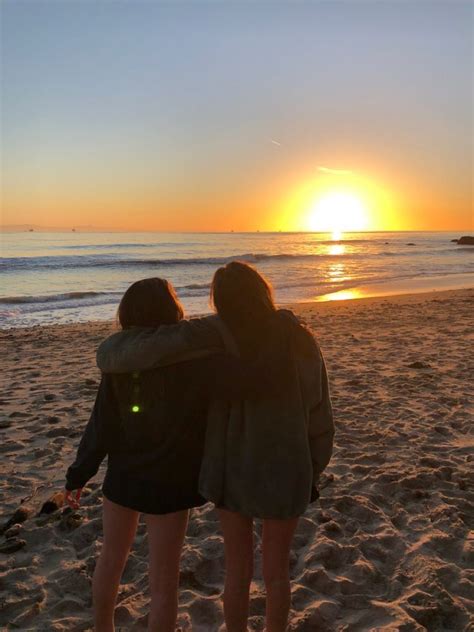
[
  {"x1": 65, "y1": 277, "x2": 278, "y2": 632},
  {"x1": 201, "y1": 262, "x2": 333, "y2": 631}
]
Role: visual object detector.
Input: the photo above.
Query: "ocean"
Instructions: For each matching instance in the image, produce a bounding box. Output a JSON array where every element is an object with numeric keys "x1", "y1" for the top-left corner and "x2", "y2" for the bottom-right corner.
[{"x1": 0, "y1": 231, "x2": 472, "y2": 328}]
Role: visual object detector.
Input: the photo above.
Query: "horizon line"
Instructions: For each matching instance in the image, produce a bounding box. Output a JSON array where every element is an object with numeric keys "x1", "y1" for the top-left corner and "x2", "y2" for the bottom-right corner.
[{"x1": 1, "y1": 227, "x2": 472, "y2": 235}]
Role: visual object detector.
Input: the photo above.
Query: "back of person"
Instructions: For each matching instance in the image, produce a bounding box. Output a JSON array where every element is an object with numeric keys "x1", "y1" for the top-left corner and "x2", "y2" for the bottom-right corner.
[
  {"x1": 204, "y1": 261, "x2": 334, "y2": 632},
  {"x1": 65, "y1": 277, "x2": 219, "y2": 632},
  {"x1": 198, "y1": 262, "x2": 333, "y2": 521},
  {"x1": 199, "y1": 308, "x2": 326, "y2": 519},
  {"x1": 97, "y1": 359, "x2": 210, "y2": 514}
]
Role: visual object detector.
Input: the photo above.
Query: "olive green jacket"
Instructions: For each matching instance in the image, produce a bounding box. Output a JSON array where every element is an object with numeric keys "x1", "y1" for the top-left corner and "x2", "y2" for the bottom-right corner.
[{"x1": 96, "y1": 312, "x2": 334, "y2": 519}]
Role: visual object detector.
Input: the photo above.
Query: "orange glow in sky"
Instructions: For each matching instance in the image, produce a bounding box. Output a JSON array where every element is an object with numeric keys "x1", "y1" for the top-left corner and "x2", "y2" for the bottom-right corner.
[
  {"x1": 276, "y1": 168, "x2": 408, "y2": 233},
  {"x1": 2, "y1": 3, "x2": 472, "y2": 233}
]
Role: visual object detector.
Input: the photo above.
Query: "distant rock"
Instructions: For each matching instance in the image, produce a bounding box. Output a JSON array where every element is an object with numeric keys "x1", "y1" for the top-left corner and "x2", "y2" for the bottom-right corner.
[
  {"x1": 456, "y1": 236, "x2": 474, "y2": 245},
  {"x1": 406, "y1": 243, "x2": 416, "y2": 246}
]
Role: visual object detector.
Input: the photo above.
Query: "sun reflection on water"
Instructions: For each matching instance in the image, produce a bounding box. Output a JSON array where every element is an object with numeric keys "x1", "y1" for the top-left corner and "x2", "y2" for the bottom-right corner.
[
  {"x1": 328, "y1": 243, "x2": 345, "y2": 256},
  {"x1": 328, "y1": 261, "x2": 347, "y2": 281},
  {"x1": 316, "y1": 288, "x2": 363, "y2": 301}
]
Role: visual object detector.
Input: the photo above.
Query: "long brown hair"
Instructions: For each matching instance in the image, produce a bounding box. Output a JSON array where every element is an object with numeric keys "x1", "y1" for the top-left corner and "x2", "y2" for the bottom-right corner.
[
  {"x1": 211, "y1": 261, "x2": 276, "y2": 356},
  {"x1": 118, "y1": 278, "x2": 184, "y2": 329}
]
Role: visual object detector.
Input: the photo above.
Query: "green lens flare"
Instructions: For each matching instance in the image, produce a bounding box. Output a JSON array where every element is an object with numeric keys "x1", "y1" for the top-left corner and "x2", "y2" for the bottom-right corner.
[{"x1": 131, "y1": 405, "x2": 140, "y2": 413}]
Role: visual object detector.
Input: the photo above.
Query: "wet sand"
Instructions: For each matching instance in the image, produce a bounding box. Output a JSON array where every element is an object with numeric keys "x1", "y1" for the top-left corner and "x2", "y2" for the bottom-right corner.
[{"x1": 1, "y1": 288, "x2": 473, "y2": 631}]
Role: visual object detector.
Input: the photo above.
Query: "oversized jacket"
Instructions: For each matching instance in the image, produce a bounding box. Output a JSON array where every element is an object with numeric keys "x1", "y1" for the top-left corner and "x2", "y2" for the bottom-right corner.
[{"x1": 96, "y1": 311, "x2": 334, "y2": 519}]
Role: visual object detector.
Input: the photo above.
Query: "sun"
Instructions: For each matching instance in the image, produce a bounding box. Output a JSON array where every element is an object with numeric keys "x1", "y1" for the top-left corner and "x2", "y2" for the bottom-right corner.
[{"x1": 308, "y1": 192, "x2": 369, "y2": 238}]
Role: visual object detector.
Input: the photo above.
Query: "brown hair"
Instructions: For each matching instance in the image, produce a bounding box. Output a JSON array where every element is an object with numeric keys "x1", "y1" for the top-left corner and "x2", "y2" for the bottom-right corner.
[
  {"x1": 118, "y1": 278, "x2": 184, "y2": 329},
  {"x1": 211, "y1": 261, "x2": 276, "y2": 355}
]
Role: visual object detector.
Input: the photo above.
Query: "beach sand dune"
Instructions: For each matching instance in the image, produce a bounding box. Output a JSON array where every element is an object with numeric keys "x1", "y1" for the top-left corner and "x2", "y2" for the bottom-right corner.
[{"x1": 1, "y1": 289, "x2": 473, "y2": 631}]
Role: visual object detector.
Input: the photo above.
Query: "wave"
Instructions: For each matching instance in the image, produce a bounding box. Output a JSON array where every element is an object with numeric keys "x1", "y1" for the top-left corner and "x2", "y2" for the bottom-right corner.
[
  {"x1": 2, "y1": 244, "x2": 472, "y2": 273},
  {"x1": 63, "y1": 243, "x2": 158, "y2": 250},
  {"x1": 180, "y1": 282, "x2": 211, "y2": 290},
  {"x1": 317, "y1": 238, "x2": 381, "y2": 245},
  {"x1": 61, "y1": 241, "x2": 203, "y2": 250},
  {"x1": 0, "y1": 250, "x2": 415, "y2": 271},
  {"x1": 0, "y1": 291, "x2": 119, "y2": 305},
  {"x1": 0, "y1": 282, "x2": 217, "y2": 307},
  {"x1": 0, "y1": 252, "x2": 305, "y2": 271},
  {"x1": 66, "y1": 237, "x2": 386, "y2": 249}
]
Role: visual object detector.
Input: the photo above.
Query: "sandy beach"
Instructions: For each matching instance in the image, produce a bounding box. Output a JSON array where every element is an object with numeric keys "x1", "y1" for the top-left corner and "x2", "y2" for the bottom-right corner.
[{"x1": 0, "y1": 288, "x2": 473, "y2": 631}]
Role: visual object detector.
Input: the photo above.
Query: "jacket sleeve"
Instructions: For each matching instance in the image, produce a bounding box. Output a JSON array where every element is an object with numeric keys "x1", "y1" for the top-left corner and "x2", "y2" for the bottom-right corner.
[
  {"x1": 65, "y1": 377, "x2": 112, "y2": 490},
  {"x1": 308, "y1": 350, "x2": 335, "y2": 483},
  {"x1": 96, "y1": 316, "x2": 225, "y2": 374}
]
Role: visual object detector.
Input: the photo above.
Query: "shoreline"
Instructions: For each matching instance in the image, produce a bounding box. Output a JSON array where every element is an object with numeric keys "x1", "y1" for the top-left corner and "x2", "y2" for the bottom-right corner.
[
  {"x1": 311, "y1": 272, "x2": 473, "y2": 303},
  {"x1": 1, "y1": 285, "x2": 473, "y2": 333},
  {"x1": 293, "y1": 285, "x2": 474, "y2": 311}
]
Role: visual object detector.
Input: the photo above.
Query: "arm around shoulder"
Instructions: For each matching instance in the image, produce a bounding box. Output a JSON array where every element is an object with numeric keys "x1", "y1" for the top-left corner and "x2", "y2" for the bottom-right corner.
[{"x1": 96, "y1": 316, "x2": 225, "y2": 374}]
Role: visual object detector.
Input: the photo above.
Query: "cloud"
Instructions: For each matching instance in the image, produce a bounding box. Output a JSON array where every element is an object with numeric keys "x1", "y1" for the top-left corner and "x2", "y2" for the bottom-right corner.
[{"x1": 317, "y1": 166, "x2": 353, "y2": 175}]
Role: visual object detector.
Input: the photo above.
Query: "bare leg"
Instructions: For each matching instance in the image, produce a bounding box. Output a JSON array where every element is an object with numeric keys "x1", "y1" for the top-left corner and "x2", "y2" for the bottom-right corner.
[
  {"x1": 144, "y1": 509, "x2": 189, "y2": 632},
  {"x1": 93, "y1": 498, "x2": 139, "y2": 632},
  {"x1": 262, "y1": 518, "x2": 298, "y2": 632},
  {"x1": 218, "y1": 508, "x2": 254, "y2": 632}
]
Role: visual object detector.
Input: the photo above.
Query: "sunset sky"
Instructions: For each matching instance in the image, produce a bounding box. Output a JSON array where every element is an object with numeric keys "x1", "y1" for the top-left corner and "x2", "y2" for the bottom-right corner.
[{"x1": 2, "y1": 1, "x2": 472, "y2": 232}]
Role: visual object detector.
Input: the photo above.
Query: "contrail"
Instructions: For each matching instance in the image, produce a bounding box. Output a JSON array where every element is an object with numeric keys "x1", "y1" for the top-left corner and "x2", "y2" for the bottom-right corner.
[
  {"x1": 271, "y1": 139, "x2": 281, "y2": 146},
  {"x1": 317, "y1": 166, "x2": 352, "y2": 175}
]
